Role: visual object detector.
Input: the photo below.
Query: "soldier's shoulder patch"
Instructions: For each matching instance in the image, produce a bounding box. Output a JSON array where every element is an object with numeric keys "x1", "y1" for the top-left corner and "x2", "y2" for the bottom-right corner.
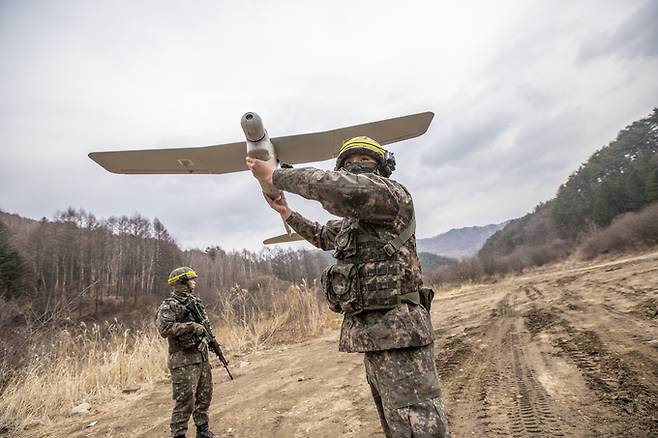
[
  {"x1": 159, "y1": 297, "x2": 182, "y2": 311},
  {"x1": 158, "y1": 306, "x2": 175, "y2": 319},
  {"x1": 160, "y1": 297, "x2": 174, "y2": 306}
]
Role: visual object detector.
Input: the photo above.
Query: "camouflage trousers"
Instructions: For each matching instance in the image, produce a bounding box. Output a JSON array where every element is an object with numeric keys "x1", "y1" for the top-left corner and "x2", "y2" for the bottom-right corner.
[
  {"x1": 170, "y1": 360, "x2": 213, "y2": 437},
  {"x1": 364, "y1": 343, "x2": 450, "y2": 438}
]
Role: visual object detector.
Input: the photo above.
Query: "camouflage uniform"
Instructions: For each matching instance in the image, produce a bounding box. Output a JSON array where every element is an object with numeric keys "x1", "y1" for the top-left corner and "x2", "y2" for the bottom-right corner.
[
  {"x1": 156, "y1": 290, "x2": 213, "y2": 437},
  {"x1": 273, "y1": 167, "x2": 450, "y2": 437}
]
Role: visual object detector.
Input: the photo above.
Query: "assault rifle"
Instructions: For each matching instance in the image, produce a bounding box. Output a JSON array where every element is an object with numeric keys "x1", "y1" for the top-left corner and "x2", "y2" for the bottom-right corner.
[{"x1": 185, "y1": 299, "x2": 234, "y2": 380}]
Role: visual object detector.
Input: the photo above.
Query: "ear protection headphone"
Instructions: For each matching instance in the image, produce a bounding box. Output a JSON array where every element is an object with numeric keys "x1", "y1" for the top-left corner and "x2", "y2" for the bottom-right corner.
[
  {"x1": 384, "y1": 150, "x2": 396, "y2": 170},
  {"x1": 379, "y1": 150, "x2": 396, "y2": 177}
]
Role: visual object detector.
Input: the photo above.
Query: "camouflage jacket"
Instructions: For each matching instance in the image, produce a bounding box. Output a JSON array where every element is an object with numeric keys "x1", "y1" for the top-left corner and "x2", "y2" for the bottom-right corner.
[
  {"x1": 273, "y1": 167, "x2": 434, "y2": 353},
  {"x1": 155, "y1": 290, "x2": 210, "y2": 369}
]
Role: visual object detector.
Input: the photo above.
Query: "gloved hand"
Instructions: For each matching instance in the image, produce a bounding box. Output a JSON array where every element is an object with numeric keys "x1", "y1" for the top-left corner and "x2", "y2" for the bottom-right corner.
[{"x1": 190, "y1": 322, "x2": 206, "y2": 336}]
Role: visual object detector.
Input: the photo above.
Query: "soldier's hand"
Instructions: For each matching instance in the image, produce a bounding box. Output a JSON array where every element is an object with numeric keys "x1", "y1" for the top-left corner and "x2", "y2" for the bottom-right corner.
[
  {"x1": 263, "y1": 192, "x2": 292, "y2": 219},
  {"x1": 245, "y1": 156, "x2": 275, "y2": 185},
  {"x1": 190, "y1": 322, "x2": 206, "y2": 336}
]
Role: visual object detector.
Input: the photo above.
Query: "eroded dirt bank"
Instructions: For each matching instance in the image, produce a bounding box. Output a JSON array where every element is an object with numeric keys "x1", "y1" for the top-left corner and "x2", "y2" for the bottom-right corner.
[{"x1": 22, "y1": 251, "x2": 658, "y2": 437}]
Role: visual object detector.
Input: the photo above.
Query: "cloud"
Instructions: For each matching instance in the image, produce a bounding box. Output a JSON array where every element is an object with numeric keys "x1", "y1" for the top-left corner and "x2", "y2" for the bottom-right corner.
[
  {"x1": 421, "y1": 110, "x2": 514, "y2": 166},
  {"x1": 578, "y1": 0, "x2": 658, "y2": 63}
]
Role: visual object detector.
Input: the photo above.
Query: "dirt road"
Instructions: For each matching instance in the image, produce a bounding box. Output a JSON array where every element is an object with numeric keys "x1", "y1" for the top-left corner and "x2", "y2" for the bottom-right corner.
[{"x1": 24, "y1": 251, "x2": 658, "y2": 437}]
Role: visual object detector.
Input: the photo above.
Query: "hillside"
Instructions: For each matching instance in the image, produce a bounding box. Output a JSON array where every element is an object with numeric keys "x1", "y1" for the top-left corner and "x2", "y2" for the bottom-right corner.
[
  {"x1": 418, "y1": 252, "x2": 457, "y2": 271},
  {"x1": 417, "y1": 222, "x2": 506, "y2": 259},
  {"x1": 481, "y1": 108, "x2": 658, "y2": 259},
  {"x1": 0, "y1": 208, "x2": 476, "y2": 298},
  {"x1": 0, "y1": 210, "x2": 40, "y2": 248}
]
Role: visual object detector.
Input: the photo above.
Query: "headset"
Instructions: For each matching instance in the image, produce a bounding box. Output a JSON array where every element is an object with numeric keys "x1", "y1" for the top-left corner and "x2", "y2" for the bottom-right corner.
[{"x1": 382, "y1": 150, "x2": 396, "y2": 176}]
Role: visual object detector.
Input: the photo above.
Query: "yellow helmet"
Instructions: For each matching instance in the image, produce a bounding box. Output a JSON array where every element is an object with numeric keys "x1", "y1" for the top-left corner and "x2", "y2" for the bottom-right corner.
[
  {"x1": 167, "y1": 267, "x2": 198, "y2": 286},
  {"x1": 335, "y1": 136, "x2": 396, "y2": 177}
]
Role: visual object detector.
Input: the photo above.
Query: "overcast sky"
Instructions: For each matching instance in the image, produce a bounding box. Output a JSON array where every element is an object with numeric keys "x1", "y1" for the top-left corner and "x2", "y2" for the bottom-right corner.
[{"x1": 1, "y1": 0, "x2": 657, "y2": 251}]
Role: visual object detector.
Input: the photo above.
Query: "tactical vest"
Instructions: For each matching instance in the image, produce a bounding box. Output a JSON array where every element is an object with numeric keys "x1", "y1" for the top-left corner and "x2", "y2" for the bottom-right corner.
[
  {"x1": 322, "y1": 216, "x2": 420, "y2": 316},
  {"x1": 164, "y1": 296, "x2": 204, "y2": 354}
]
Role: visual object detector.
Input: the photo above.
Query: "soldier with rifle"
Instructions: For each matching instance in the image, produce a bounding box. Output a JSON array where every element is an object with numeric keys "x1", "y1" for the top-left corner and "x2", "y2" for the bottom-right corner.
[{"x1": 156, "y1": 266, "x2": 231, "y2": 438}]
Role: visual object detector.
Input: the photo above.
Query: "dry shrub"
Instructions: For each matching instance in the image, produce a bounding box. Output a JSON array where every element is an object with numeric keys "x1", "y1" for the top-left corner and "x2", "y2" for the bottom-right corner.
[
  {"x1": 0, "y1": 321, "x2": 168, "y2": 431},
  {"x1": 427, "y1": 240, "x2": 571, "y2": 287},
  {"x1": 216, "y1": 282, "x2": 330, "y2": 352},
  {"x1": 495, "y1": 240, "x2": 571, "y2": 274},
  {"x1": 426, "y1": 257, "x2": 484, "y2": 285},
  {"x1": 579, "y1": 202, "x2": 658, "y2": 259},
  {"x1": 0, "y1": 283, "x2": 329, "y2": 432}
]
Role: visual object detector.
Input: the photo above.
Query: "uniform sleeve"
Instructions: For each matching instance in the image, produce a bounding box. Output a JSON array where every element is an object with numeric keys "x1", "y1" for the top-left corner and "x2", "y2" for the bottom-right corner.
[
  {"x1": 273, "y1": 168, "x2": 400, "y2": 222},
  {"x1": 286, "y1": 212, "x2": 342, "y2": 250},
  {"x1": 156, "y1": 302, "x2": 193, "y2": 338}
]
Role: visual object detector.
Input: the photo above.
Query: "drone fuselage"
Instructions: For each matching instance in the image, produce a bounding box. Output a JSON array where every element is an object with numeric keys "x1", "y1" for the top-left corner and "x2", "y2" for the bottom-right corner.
[{"x1": 241, "y1": 112, "x2": 280, "y2": 200}]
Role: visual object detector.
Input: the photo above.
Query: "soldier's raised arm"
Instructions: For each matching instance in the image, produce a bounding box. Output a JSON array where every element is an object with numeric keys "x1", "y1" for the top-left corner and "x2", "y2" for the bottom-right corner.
[
  {"x1": 285, "y1": 213, "x2": 342, "y2": 250},
  {"x1": 272, "y1": 168, "x2": 400, "y2": 223},
  {"x1": 258, "y1": 189, "x2": 343, "y2": 250},
  {"x1": 247, "y1": 137, "x2": 403, "y2": 224}
]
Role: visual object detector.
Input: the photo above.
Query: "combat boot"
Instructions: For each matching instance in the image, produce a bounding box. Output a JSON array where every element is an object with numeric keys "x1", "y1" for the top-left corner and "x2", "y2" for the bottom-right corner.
[{"x1": 196, "y1": 423, "x2": 219, "y2": 438}]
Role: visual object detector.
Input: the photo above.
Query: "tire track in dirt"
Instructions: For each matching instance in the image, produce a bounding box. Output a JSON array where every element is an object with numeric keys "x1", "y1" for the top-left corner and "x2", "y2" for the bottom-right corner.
[
  {"x1": 438, "y1": 291, "x2": 570, "y2": 437},
  {"x1": 525, "y1": 260, "x2": 658, "y2": 436},
  {"x1": 554, "y1": 324, "x2": 658, "y2": 436},
  {"x1": 507, "y1": 329, "x2": 565, "y2": 437},
  {"x1": 545, "y1": 266, "x2": 657, "y2": 352},
  {"x1": 436, "y1": 293, "x2": 516, "y2": 437},
  {"x1": 522, "y1": 285, "x2": 545, "y2": 301}
]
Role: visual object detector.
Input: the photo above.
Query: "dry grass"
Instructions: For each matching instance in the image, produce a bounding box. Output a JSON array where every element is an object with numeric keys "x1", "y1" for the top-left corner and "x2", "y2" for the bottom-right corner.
[
  {"x1": 425, "y1": 240, "x2": 572, "y2": 287},
  {"x1": 0, "y1": 321, "x2": 168, "y2": 431},
  {"x1": 579, "y1": 203, "x2": 658, "y2": 259},
  {"x1": 216, "y1": 282, "x2": 331, "y2": 353},
  {"x1": 0, "y1": 283, "x2": 330, "y2": 433}
]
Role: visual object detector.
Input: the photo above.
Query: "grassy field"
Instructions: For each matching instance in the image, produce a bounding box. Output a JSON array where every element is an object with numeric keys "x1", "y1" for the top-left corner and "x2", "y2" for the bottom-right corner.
[{"x1": 0, "y1": 283, "x2": 330, "y2": 433}]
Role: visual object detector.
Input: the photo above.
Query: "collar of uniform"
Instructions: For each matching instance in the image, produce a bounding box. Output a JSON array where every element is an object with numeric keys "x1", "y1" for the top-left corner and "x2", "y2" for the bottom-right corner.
[{"x1": 171, "y1": 290, "x2": 192, "y2": 302}]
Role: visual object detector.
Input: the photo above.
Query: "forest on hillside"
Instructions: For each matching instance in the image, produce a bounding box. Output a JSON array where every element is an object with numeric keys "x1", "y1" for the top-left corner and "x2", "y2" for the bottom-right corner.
[
  {"x1": 481, "y1": 107, "x2": 658, "y2": 258},
  {"x1": 427, "y1": 108, "x2": 658, "y2": 284},
  {"x1": 0, "y1": 209, "x2": 330, "y2": 323}
]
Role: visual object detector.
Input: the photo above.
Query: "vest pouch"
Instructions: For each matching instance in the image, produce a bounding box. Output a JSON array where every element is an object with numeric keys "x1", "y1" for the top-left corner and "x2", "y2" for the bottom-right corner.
[
  {"x1": 321, "y1": 264, "x2": 341, "y2": 313},
  {"x1": 419, "y1": 286, "x2": 435, "y2": 312},
  {"x1": 322, "y1": 263, "x2": 361, "y2": 315},
  {"x1": 175, "y1": 331, "x2": 199, "y2": 351},
  {"x1": 333, "y1": 227, "x2": 357, "y2": 259}
]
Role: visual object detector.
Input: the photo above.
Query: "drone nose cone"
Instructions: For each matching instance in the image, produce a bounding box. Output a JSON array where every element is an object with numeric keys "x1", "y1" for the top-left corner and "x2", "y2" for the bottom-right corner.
[{"x1": 241, "y1": 112, "x2": 266, "y2": 142}]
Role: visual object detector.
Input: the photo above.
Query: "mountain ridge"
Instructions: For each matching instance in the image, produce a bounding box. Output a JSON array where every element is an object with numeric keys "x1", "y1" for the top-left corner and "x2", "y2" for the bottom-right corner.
[{"x1": 417, "y1": 222, "x2": 507, "y2": 259}]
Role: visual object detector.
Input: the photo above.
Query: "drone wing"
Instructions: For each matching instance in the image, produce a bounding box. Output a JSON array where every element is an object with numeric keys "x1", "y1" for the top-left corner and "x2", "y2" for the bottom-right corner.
[
  {"x1": 263, "y1": 233, "x2": 306, "y2": 245},
  {"x1": 273, "y1": 111, "x2": 434, "y2": 164},
  {"x1": 88, "y1": 111, "x2": 434, "y2": 174},
  {"x1": 88, "y1": 141, "x2": 247, "y2": 174}
]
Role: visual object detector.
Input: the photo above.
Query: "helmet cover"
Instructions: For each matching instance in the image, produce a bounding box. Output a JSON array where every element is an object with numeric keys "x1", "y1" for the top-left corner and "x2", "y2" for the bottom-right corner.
[
  {"x1": 335, "y1": 136, "x2": 395, "y2": 177},
  {"x1": 167, "y1": 266, "x2": 198, "y2": 286}
]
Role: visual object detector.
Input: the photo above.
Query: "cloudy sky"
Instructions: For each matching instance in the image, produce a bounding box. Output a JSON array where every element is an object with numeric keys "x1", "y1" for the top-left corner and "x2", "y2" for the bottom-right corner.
[{"x1": 2, "y1": 0, "x2": 657, "y2": 251}]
